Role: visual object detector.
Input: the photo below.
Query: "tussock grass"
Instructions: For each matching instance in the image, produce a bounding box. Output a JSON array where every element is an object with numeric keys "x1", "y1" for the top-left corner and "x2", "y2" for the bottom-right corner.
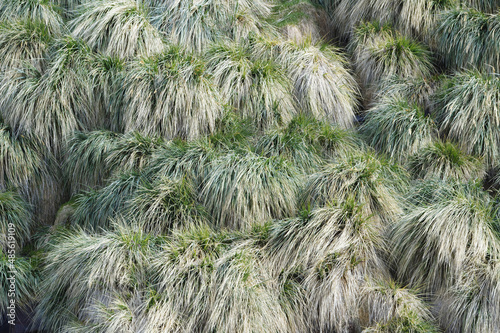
[
  {"x1": 201, "y1": 151, "x2": 300, "y2": 230},
  {"x1": 71, "y1": 0, "x2": 165, "y2": 59},
  {"x1": 375, "y1": 75, "x2": 439, "y2": 111},
  {"x1": 128, "y1": 177, "x2": 208, "y2": 235},
  {"x1": 65, "y1": 131, "x2": 120, "y2": 194},
  {"x1": 35, "y1": 222, "x2": 162, "y2": 331},
  {"x1": 407, "y1": 141, "x2": 485, "y2": 181},
  {"x1": 106, "y1": 131, "x2": 166, "y2": 175},
  {"x1": 256, "y1": 115, "x2": 361, "y2": 173},
  {"x1": 150, "y1": 225, "x2": 290, "y2": 332},
  {"x1": 208, "y1": 41, "x2": 296, "y2": 129},
  {"x1": 68, "y1": 290, "x2": 157, "y2": 333},
  {"x1": 0, "y1": 125, "x2": 54, "y2": 203},
  {"x1": 397, "y1": 0, "x2": 455, "y2": 43},
  {"x1": 465, "y1": 0, "x2": 500, "y2": 12},
  {"x1": 438, "y1": 260, "x2": 500, "y2": 333},
  {"x1": 362, "y1": 280, "x2": 439, "y2": 333},
  {"x1": 124, "y1": 47, "x2": 223, "y2": 140},
  {"x1": 350, "y1": 22, "x2": 433, "y2": 96},
  {"x1": 436, "y1": 70, "x2": 500, "y2": 167},
  {"x1": 145, "y1": 140, "x2": 219, "y2": 186},
  {"x1": 267, "y1": 202, "x2": 389, "y2": 331},
  {"x1": 207, "y1": 111, "x2": 255, "y2": 150},
  {"x1": 0, "y1": 0, "x2": 64, "y2": 35},
  {"x1": 283, "y1": 40, "x2": 359, "y2": 127},
  {"x1": 0, "y1": 190, "x2": 32, "y2": 250},
  {"x1": 0, "y1": 37, "x2": 96, "y2": 155},
  {"x1": 272, "y1": 0, "x2": 331, "y2": 43},
  {"x1": 392, "y1": 180, "x2": 500, "y2": 292},
  {"x1": 360, "y1": 97, "x2": 437, "y2": 163},
  {"x1": 151, "y1": 0, "x2": 272, "y2": 53},
  {"x1": 0, "y1": 252, "x2": 37, "y2": 320},
  {"x1": 325, "y1": 0, "x2": 397, "y2": 39},
  {"x1": 301, "y1": 150, "x2": 406, "y2": 225},
  {"x1": 0, "y1": 19, "x2": 56, "y2": 71},
  {"x1": 438, "y1": 8, "x2": 500, "y2": 72},
  {"x1": 6, "y1": 1, "x2": 500, "y2": 330},
  {"x1": 71, "y1": 172, "x2": 147, "y2": 231},
  {"x1": 322, "y1": 0, "x2": 454, "y2": 42},
  {"x1": 88, "y1": 55, "x2": 126, "y2": 132}
]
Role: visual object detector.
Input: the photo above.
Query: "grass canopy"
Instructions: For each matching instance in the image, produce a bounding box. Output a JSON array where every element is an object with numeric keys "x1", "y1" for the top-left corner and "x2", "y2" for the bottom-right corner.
[
  {"x1": 123, "y1": 47, "x2": 224, "y2": 140},
  {"x1": 360, "y1": 97, "x2": 437, "y2": 163},
  {"x1": 0, "y1": 19, "x2": 57, "y2": 72},
  {"x1": 283, "y1": 40, "x2": 359, "y2": 128},
  {"x1": 267, "y1": 202, "x2": 390, "y2": 331},
  {"x1": 0, "y1": 190, "x2": 32, "y2": 250},
  {"x1": 350, "y1": 22, "x2": 433, "y2": 97},
  {"x1": 407, "y1": 140, "x2": 485, "y2": 182},
  {"x1": 200, "y1": 151, "x2": 300, "y2": 230},
  {"x1": 436, "y1": 70, "x2": 500, "y2": 167},
  {"x1": 392, "y1": 179, "x2": 500, "y2": 292},
  {"x1": 151, "y1": 0, "x2": 272, "y2": 53},
  {"x1": 207, "y1": 41, "x2": 297, "y2": 130},
  {"x1": 301, "y1": 150, "x2": 406, "y2": 225},
  {"x1": 71, "y1": 0, "x2": 165, "y2": 59},
  {"x1": 437, "y1": 9, "x2": 500, "y2": 72}
]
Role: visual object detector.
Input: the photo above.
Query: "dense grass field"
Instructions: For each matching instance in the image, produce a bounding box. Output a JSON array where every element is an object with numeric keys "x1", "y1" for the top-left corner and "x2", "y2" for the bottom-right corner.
[{"x1": 1, "y1": 0, "x2": 500, "y2": 332}]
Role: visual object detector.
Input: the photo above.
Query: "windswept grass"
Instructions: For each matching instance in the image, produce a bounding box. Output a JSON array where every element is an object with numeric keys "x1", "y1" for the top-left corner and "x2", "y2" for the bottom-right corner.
[
  {"x1": 301, "y1": 150, "x2": 406, "y2": 225},
  {"x1": 362, "y1": 280, "x2": 439, "y2": 333},
  {"x1": 272, "y1": 0, "x2": 331, "y2": 43},
  {"x1": 407, "y1": 141, "x2": 485, "y2": 181},
  {"x1": 128, "y1": 177, "x2": 208, "y2": 235},
  {"x1": 35, "y1": 222, "x2": 162, "y2": 331},
  {"x1": 283, "y1": 40, "x2": 359, "y2": 127},
  {"x1": 150, "y1": 225, "x2": 289, "y2": 332},
  {"x1": 1, "y1": 253, "x2": 37, "y2": 321},
  {"x1": 151, "y1": 0, "x2": 272, "y2": 53},
  {"x1": 0, "y1": 0, "x2": 64, "y2": 35},
  {"x1": 436, "y1": 70, "x2": 500, "y2": 167},
  {"x1": 207, "y1": 111, "x2": 254, "y2": 150},
  {"x1": 0, "y1": 19, "x2": 56, "y2": 71},
  {"x1": 465, "y1": 0, "x2": 500, "y2": 12},
  {"x1": 0, "y1": 125, "x2": 53, "y2": 201},
  {"x1": 324, "y1": 0, "x2": 398, "y2": 39},
  {"x1": 207, "y1": 41, "x2": 296, "y2": 129},
  {"x1": 5, "y1": 1, "x2": 500, "y2": 330},
  {"x1": 0, "y1": 37, "x2": 96, "y2": 155},
  {"x1": 397, "y1": 0, "x2": 455, "y2": 42},
  {"x1": 375, "y1": 75, "x2": 439, "y2": 111},
  {"x1": 438, "y1": 8, "x2": 500, "y2": 72},
  {"x1": 87, "y1": 55, "x2": 125, "y2": 132},
  {"x1": 201, "y1": 152, "x2": 300, "y2": 230},
  {"x1": 150, "y1": 226, "x2": 232, "y2": 331},
  {"x1": 124, "y1": 47, "x2": 223, "y2": 140},
  {"x1": 106, "y1": 131, "x2": 166, "y2": 175},
  {"x1": 438, "y1": 260, "x2": 500, "y2": 333},
  {"x1": 64, "y1": 290, "x2": 158, "y2": 333},
  {"x1": 391, "y1": 180, "x2": 500, "y2": 292},
  {"x1": 255, "y1": 126, "x2": 323, "y2": 174},
  {"x1": 145, "y1": 140, "x2": 219, "y2": 186},
  {"x1": 350, "y1": 22, "x2": 433, "y2": 96},
  {"x1": 71, "y1": 0, "x2": 165, "y2": 59},
  {"x1": 0, "y1": 125, "x2": 58, "y2": 223},
  {"x1": 71, "y1": 172, "x2": 148, "y2": 231},
  {"x1": 0, "y1": 191, "x2": 32, "y2": 250},
  {"x1": 322, "y1": 0, "x2": 455, "y2": 42},
  {"x1": 256, "y1": 115, "x2": 361, "y2": 173},
  {"x1": 64, "y1": 131, "x2": 120, "y2": 194},
  {"x1": 267, "y1": 202, "x2": 389, "y2": 331},
  {"x1": 360, "y1": 97, "x2": 437, "y2": 163}
]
